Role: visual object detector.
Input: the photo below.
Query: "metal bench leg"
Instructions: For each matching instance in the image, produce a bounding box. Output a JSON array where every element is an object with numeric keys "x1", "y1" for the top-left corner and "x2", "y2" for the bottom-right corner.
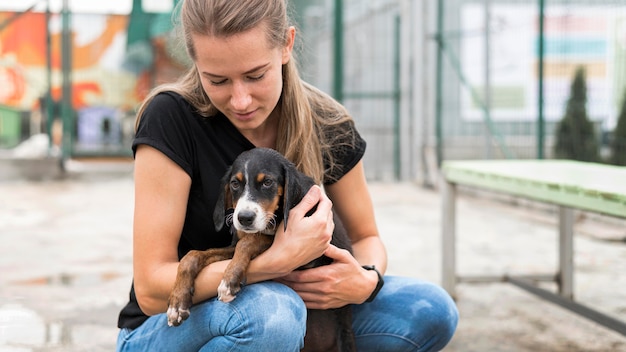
[
  {"x1": 558, "y1": 206, "x2": 574, "y2": 300},
  {"x1": 442, "y1": 178, "x2": 457, "y2": 298}
]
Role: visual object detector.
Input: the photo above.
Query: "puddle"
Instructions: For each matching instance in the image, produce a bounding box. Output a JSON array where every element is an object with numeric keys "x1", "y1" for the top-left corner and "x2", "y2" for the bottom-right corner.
[
  {"x1": 3, "y1": 273, "x2": 124, "y2": 349},
  {"x1": 0, "y1": 303, "x2": 70, "y2": 349},
  {"x1": 11, "y1": 272, "x2": 121, "y2": 287}
]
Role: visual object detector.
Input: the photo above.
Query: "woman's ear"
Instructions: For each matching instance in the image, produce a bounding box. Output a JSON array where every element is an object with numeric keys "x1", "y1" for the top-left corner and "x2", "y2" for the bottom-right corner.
[{"x1": 281, "y1": 26, "x2": 296, "y2": 65}]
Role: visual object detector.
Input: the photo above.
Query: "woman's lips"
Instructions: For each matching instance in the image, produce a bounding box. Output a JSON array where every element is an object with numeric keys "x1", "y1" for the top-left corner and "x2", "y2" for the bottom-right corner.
[{"x1": 232, "y1": 109, "x2": 257, "y2": 121}]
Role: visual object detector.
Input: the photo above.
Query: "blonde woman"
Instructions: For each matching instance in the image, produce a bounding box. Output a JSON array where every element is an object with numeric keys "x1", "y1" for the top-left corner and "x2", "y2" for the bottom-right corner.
[{"x1": 116, "y1": 0, "x2": 458, "y2": 351}]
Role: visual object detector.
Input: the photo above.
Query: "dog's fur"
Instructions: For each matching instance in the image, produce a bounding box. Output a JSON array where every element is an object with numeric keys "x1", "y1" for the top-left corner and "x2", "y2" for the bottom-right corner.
[{"x1": 167, "y1": 148, "x2": 356, "y2": 352}]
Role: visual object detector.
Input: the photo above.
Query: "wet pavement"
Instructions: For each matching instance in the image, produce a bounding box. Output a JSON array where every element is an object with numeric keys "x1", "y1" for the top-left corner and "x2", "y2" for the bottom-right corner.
[{"x1": 0, "y1": 163, "x2": 625, "y2": 351}]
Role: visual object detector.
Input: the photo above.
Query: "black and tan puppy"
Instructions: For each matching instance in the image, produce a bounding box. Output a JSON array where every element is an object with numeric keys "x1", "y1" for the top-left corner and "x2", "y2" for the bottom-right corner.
[{"x1": 167, "y1": 147, "x2": 356, "y2": 352}]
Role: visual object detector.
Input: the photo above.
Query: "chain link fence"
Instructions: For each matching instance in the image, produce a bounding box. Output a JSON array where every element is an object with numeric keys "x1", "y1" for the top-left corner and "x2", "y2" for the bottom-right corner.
[
  {"x1": 296, "y1": 0, "x2": 403, "y2": 181},
  {"x1": 2, "y1": 0, "x2": 625, "y2": 179},
  {"x1": 435, "y1": 0, "x2": 626, "y2": 165}
]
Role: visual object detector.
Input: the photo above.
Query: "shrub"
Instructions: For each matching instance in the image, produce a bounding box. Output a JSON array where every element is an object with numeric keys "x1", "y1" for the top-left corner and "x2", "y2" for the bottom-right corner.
[{"x1": 553, "y1": 66, "x2": 599, "y2": 162}]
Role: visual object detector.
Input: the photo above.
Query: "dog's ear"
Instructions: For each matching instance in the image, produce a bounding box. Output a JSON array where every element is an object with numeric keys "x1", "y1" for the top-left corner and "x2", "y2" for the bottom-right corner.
[
  {"x1": 213, "y1": 167, "x2": 233, "y2": 232},
  {"x1": 282, "y1": 161, "x2": 315, "y2": 231}
]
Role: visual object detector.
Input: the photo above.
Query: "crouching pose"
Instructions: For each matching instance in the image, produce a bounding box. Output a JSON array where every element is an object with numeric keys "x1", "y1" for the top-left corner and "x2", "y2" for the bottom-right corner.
[{"x1": 116, "y1": 0, "x2": 458, "y2": 351}]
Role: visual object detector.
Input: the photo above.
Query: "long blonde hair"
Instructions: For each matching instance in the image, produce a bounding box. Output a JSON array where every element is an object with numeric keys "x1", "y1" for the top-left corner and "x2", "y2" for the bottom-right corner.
[{"x1": 135, "y1": 0, "x2": 355, "y2": 184}]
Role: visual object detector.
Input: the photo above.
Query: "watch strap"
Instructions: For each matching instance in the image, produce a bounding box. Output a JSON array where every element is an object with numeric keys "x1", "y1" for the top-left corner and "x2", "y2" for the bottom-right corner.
[{"x1": 362, "y1": 265, "x2": 384, "y2": 303}]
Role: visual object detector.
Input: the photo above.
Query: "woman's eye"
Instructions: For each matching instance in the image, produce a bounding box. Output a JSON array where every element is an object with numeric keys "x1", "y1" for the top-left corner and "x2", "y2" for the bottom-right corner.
[
  {"x1": 210, "y1": 79, "x2": 227, "y2": 86},
  {"x1": 248, "y1": 73, "x2": 265, "y2": 81}
]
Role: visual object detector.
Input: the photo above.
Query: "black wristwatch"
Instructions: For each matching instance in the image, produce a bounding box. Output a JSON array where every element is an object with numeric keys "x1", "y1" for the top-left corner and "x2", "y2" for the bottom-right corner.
[{"x1": 362, "y1": 265, "x2": 384, "y2": 303}]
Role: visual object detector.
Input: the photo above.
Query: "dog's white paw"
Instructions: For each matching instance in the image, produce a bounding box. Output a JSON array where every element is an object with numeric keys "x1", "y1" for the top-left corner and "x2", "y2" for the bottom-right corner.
[
  {"x1": 167, "y1": 305, "x2": 190, "y2": 327},
  {"x1": 217, "y1": 279, "x2": 236, "y2": 303}
]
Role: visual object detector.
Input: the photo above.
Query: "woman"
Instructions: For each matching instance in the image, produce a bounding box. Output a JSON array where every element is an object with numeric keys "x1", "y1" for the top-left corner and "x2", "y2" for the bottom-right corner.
[{"x1": 117, "y1": 0, "x2": 458, "y2": 351}]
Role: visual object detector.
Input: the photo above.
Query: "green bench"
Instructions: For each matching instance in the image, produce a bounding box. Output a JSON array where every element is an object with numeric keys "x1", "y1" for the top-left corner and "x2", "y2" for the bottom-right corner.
[{"x1": 441, "y1": 159, "x2": 626, "y2": 336}]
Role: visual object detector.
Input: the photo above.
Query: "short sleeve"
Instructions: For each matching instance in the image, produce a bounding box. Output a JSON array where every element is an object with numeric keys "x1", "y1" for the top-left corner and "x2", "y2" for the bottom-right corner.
[
  {"x1": 323, "y1": 123, "x2": 367, "y2": 185},
  {"x1": 132, "y1": 92, "x2": 195, "y2": 176}
]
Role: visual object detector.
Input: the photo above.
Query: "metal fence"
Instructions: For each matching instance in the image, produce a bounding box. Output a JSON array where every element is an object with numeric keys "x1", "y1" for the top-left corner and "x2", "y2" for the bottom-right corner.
[
  {"x1": 301, "y1": 0, "x2": 626, "y2": 181},
  {"x1": 296, "y1": 0, "x2": 404, "y2": 181},
  {"x1": 434, "y1": 0, "x2": 626, "y2": 165},
  {"x1": 2, "y1": 0, "x2": 625, "y2": 181}
]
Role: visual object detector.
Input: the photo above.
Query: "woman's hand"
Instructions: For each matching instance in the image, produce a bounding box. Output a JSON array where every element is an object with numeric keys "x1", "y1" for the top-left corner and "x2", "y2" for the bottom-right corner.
[
  {"x1": 275, "y1": 186, "x2": 335, "y2": 267},
  {"x1": 249, "y1": 185, "x2": 334, "y2": 279},
  {"x1": 277, "y1": 244, "x2": 379, "y2": 309}
]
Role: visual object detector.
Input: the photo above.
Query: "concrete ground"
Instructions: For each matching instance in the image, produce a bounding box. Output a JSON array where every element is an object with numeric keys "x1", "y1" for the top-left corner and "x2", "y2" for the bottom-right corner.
[{"x1": 0, "y1": 164, "x2": 625, "y2": 351}]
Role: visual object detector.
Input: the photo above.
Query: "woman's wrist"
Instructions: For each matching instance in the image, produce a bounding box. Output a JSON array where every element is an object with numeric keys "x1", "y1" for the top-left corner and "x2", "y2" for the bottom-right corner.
[
  {"x1": 248, "y1": 245, "x2": 293, "y2": 281},
  {"x1": 361, "y1": 265, "x2": 384, "y2": 303}
]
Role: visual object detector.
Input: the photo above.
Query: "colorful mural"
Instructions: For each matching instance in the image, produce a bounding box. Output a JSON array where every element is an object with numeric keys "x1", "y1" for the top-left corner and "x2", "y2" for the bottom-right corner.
[
  {"x1": 0, "y1": 10, "x2": 182, "y2": 113},
  {"x1": 0, "y1": 9, "x2": 188, "y2": 151}
]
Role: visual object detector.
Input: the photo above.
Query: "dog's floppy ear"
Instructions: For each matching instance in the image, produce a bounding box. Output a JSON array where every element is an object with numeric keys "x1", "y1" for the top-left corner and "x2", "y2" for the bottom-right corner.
[
  {"x1": 213, "y1": 167, "x2": 233, "y2": 232},
  {"x1": 282, "y1": 161, "x2": 316, "y2": 231}
]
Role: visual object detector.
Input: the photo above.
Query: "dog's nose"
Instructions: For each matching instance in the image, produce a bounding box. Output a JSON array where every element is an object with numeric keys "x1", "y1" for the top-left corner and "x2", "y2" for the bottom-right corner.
[{"x1": 237, "y1": 210, "x2": 256, "y2": 227}]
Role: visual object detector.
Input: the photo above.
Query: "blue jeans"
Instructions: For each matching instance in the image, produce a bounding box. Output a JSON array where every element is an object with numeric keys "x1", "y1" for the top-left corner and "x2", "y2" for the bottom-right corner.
[{"x1": 116, "y1": 277, "x2": 458, "y2": 352}]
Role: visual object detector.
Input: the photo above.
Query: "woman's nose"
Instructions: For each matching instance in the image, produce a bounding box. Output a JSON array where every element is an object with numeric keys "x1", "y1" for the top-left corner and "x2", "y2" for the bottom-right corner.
[{"x1": 230, "y1": 82, "x2": 252, "y2": 111}]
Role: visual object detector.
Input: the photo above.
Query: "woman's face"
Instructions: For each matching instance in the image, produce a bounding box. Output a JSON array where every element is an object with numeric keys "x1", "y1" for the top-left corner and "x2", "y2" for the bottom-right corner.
[{"x1": 192, "y1": 24, "x2": 294, "y2": 134}]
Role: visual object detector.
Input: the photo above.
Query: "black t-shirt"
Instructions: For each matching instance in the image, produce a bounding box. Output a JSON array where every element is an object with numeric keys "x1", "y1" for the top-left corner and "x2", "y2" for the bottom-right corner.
[{"x1": 117, "y1": 91, "x2": 366, "y2": 329}]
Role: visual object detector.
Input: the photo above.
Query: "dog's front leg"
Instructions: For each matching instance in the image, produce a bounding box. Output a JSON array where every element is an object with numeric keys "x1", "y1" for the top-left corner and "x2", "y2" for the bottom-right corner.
[
  {"x1": 167, "y1": 248, "x2": 235, "y2": 326},
  {"x1": 218, "y1": 233, "x2": 274, "y2": 302}
]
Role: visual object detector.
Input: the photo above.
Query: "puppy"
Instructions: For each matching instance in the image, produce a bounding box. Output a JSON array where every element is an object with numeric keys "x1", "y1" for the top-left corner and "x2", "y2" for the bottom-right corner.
[{"x1": 167, "y1": 148, "x2": 356, "y2": 352}]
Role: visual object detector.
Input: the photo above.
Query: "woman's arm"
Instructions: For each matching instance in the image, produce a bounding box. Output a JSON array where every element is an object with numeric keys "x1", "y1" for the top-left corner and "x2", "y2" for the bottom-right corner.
[
  {"x1": 133, "y1": 145, "x2": 224, "y2": 315},
  {"x1": 279, "y1": 161, "x2": 387, "y2": 308},
  {"x1": 325, "y1": 160, "x2": 387, "y2": 272}
]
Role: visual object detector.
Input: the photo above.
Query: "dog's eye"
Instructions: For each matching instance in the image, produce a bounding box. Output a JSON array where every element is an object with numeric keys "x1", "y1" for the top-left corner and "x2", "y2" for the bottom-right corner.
[
  {"x1": 230, "y1": 179, "x2": 240, "y2": 190},
  {"x1": 262, "y1": 179, "x2": 274, "y2": 188}
]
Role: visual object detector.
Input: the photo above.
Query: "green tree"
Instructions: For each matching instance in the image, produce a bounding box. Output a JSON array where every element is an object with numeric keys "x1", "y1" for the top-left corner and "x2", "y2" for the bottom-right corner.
[
  {"x1": 553, "y1": 67, "x2": 599, "y2": 162},
  {"x1": 610, "y1": 90, "x2": 626, "y2": 165}
]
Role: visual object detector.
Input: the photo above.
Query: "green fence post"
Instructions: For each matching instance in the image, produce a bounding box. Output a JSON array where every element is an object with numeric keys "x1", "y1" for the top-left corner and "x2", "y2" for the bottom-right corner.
[
  {"x1": 60, "y1": 0, "x2": 73, "y2": 161},
  {"x1": 393, "y1": 15, "x2": 401, "y2": 180},
  {"x1": 45, "y1": 0, "x2": 54, "y2": 151},
  {"x1": 333, "y1": 0, "x2": 343, "y2": 103},
  {"x1": 537, "y1": 0, "x2": 545, "y2": 159},
  {"x1": 435, "y1": 0, "x2": 444, "y2": 166}
]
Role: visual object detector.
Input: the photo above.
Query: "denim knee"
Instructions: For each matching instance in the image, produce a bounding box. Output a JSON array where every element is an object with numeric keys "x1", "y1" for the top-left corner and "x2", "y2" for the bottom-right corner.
[
  {"x1": 225, "y1": 281, "x2": 307, "y2": 350},
  {"x1": 117, "y1": 281, "x2": 307, "y2": 352},
  {"x1": 351, "y1": 276, "x2": 459, "y2": 352},
  {"x1": 420, "y1": 283, "x2": 459, "y2": 351}
]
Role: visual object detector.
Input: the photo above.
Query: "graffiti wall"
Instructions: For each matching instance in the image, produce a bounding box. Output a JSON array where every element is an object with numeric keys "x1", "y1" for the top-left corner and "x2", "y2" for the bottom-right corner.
[
  {"x1": 0, "y1": 9, "x2": 187, "y2": 152},
  {"x1": 0, "y1": 11, "x2": 146, "y2": 112}
]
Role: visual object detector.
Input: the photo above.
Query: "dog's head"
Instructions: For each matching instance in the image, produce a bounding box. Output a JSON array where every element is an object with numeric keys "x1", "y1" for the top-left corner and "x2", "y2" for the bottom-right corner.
[{"x1": 213, "y1": 148, "x2": 316, "y2": 235}]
